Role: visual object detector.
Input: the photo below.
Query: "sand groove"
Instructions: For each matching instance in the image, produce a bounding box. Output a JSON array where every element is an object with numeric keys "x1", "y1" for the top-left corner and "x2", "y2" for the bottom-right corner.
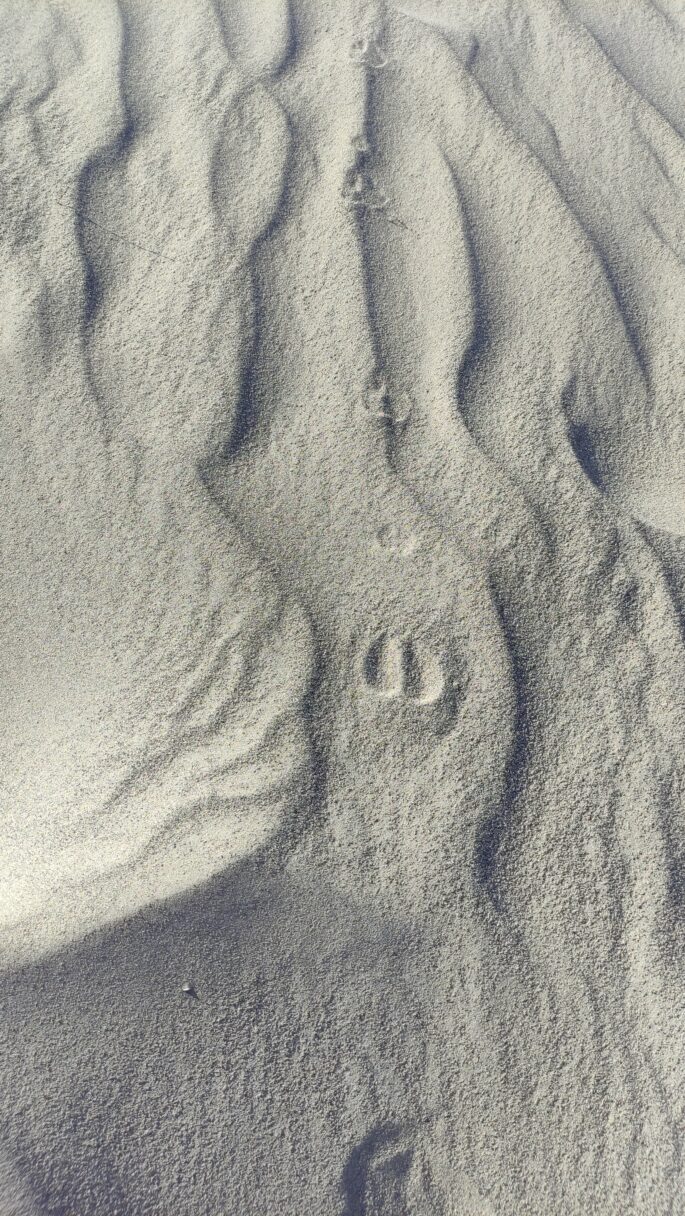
[
  {"x1": 409, "y1": 0, "x2": 685, "y2": 534},
  {"x1": 2, "y1": 2, "x2": 685, "y2": 1213},
  {"x1": 0, "y1": 0, "x2": 315, "y2": 966}
]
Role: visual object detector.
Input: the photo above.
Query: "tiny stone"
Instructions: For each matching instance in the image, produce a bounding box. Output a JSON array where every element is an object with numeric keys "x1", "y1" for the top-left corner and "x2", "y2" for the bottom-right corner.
[{"x1": 181, "y1": 981, "x2": 196, "y2": 996}]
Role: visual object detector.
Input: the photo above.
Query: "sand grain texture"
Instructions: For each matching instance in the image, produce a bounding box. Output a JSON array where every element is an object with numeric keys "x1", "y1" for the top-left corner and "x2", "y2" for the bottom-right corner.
[{"x1": 1, "y1": 1, "x2": 685, "y2": 1213}]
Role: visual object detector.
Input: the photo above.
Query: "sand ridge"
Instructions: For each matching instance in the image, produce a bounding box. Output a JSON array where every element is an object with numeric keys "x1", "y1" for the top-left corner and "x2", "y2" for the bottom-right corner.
[{"x1": 1, "y1": 0, "x2": 685, "y2": 1212}]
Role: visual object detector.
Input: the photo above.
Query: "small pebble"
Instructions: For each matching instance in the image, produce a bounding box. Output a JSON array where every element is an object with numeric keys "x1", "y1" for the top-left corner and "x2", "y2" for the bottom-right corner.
[{"x1": 182, "y1": 981, "x2": 196, "y2": 996}]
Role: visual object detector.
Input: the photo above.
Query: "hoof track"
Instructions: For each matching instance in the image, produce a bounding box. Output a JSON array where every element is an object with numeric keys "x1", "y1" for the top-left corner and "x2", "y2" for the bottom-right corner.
[{"x1": 360, "y1": 631, "x2": 460, "y2": 712}]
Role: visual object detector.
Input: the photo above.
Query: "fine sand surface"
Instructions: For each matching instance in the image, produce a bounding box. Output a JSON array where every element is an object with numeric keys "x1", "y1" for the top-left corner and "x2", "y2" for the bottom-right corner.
[{"x1": 1, "y1": 1, "x2": 685, "y2": 1212}]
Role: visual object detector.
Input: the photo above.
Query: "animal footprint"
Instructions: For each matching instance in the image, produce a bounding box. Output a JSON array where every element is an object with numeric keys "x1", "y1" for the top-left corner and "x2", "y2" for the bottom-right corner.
[
  {"x1": 375, "y1": 523, "x2": 419, "y2": 557},
  {"x1": 349, "y1": 36, "x2": 389, "y2": 70},
  {"x1": 342, "y1": 166, "x2": 389, "y2": 214},
  {"x1": 364, "y1": 370, "x2": 412, "y2": 426},
  {"x1": 360, "y1": 632, "x2": 458, "y2": 712},
  {"x1": 343, "y1": 138, "x2": 409, "y2": 230}
]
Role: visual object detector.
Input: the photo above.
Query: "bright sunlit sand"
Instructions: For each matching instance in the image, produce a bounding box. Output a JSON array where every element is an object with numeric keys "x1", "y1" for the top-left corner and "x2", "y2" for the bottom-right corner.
[{"x1": 1, "y1": 1, "x2": 685, "y2": 1212}]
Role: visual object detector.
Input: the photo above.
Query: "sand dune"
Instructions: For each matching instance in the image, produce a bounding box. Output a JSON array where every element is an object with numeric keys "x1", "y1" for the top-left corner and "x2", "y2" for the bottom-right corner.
[
  {"x1": 0, "y1": 0, "x2": 314, "y2": 966},
  {"x1": 1, "y1": 1, "x2": 685, "y2": 1212}
]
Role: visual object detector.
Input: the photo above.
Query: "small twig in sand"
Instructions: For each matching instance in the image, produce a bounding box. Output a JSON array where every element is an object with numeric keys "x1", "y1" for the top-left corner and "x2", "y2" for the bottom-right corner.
[{"x1": 55, "y1": 197, "x2": 176, "y2": 263}]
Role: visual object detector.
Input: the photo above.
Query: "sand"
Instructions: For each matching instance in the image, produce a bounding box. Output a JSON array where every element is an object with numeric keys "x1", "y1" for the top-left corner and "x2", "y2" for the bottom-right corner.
[{"x1": 1, "y1": 0, "x2": 684, "y2": 1212}]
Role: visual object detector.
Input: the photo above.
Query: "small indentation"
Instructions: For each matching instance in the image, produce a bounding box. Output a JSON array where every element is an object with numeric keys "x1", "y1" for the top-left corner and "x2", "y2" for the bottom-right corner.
[
  {"x1": 363, "y1": 632, "x2": 405, "y2": 698},
  {"x1": 359, "y1": 633, "x2": 461, "y2": 728},
  {"x1": 342, "y1": 168, "x2": 389, "y2": 214},
  {"x1": 375, "y1": 524, "x2": 419, "y2": 557},
  {"x1": 364, "y1": 371, "x2": 412, "y2": 426},
  {"x1": 341, "y1": 1124, "x2": 414, "y2": 1216},
  {"x1": 349, "y1": 36, "x2": 389, "y2": 69},
  {"x1": 406, "y1": 644, "x2": 446, "y2": 706},
  {"x1": 352, "y1": 132, "x2": 371, "y2": 156}
]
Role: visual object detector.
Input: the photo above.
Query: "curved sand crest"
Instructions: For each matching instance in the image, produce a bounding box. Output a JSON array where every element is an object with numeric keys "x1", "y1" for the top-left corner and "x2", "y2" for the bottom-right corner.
[
  {"x1": 372, "y1": 8, "x2": 685, "y2": 1206},
  {"x1": 2, "y1": 1, "x2": 685, "y2": 1213},
  {"x1": 0, "y1": 0, "x2": 313, "y2": 967},
  {"x1": 207, "y1": 0, "x2": 518, "y2": 921},
  {"x1": 398, "y1": 0, "x2": 685, "y2": 535},
  {"x1": 210, "y1": 4, "x2": 685, "y2": 1210}
]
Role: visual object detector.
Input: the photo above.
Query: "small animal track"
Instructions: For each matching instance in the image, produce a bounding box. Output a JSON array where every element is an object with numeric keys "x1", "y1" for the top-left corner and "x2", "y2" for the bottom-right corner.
[
  {"x1": 343, "y1": 137, "x2": 408, "y2": 229},
  {"x1": 364, "y1": 369, "x2": 412, "y2": 426},
  {"x1": 360, "y1": 631, "x2": 460, "y2": 713},
  {"x1": 342, "y1": 164, "x2": 389, "y2": 215},
  {"x1": 349, "y1": 36, "x2": 389, "y2": 70},
  {"x1": 375, "y1": 523, "x2": 419, "y2": 556}
]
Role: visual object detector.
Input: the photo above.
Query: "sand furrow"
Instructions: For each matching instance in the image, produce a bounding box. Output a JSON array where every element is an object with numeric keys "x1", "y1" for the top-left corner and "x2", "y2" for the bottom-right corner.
[
  {"x1": 559, "y1": 0, "x2": 685, "y2": 140},
  {"x1": 0, "y1": 1, "x2": 315, "y2": 967},
  {"x1": 2, "y1": 2, "x2": 685, "y2": 1212},
  {"x1": 200, "y1": 2, "x2": 515, "y2": 923},
  {"x1": 445, "y1": 0, "x2": 685, "y2": 534}
]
